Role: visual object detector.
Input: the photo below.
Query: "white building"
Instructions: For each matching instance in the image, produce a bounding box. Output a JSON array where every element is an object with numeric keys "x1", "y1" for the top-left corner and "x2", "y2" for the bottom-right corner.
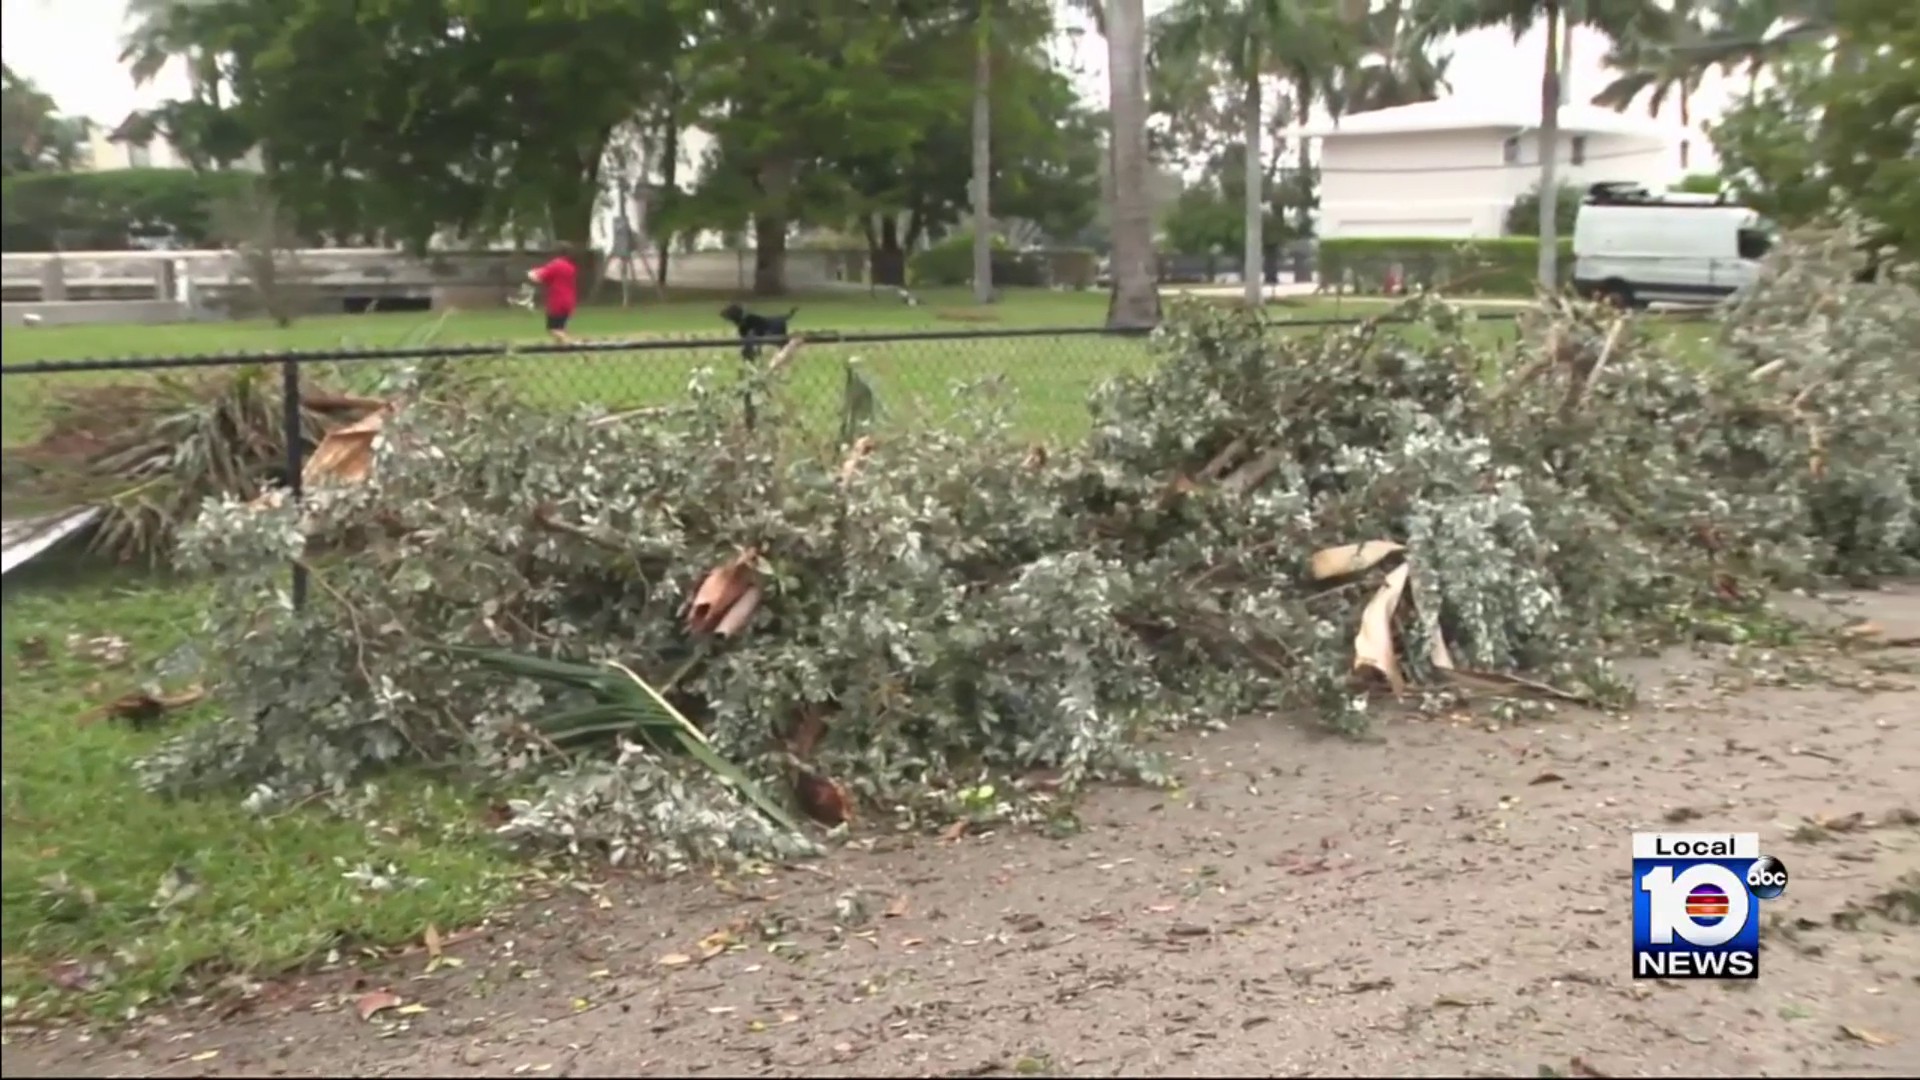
[
  {"x1": 85, "y1": 112, "x2": 264, "y2": 172},
  {"x1": 85, "y1": 120, "x2": 193, "y2": 171},
  {"x1": 1290, "y1": 98, "x2": 1703, "y2": 240}
]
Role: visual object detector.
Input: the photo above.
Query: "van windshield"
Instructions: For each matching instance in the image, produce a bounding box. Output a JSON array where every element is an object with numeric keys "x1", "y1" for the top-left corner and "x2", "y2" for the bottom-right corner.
[{"x1": 1737, "y1": 222, "x2": 1776, "y2": 260}]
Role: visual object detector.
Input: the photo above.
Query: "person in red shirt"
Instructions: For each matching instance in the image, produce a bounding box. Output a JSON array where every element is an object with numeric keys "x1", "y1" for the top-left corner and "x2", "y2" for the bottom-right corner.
[{"x1": 527, "y1": 244, "x2": 580, "y2": 342}]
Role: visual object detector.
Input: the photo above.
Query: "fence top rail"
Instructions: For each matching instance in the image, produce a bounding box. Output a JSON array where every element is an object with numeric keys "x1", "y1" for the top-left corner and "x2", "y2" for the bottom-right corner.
[{"x1": 0, "y1": 310, "x2": 1529, "y2": 377}]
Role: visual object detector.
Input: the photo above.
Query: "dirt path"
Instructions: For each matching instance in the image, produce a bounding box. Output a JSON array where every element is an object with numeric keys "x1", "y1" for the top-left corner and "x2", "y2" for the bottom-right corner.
[{"x1": 6, "y1": 589, "x2": 1919, "y2": 1079}]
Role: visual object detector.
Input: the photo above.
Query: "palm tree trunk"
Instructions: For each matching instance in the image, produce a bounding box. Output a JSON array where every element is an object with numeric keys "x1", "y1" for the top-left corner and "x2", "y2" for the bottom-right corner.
[
  {"x1": 1535, "y1": 2, "x2": 1563, "y2": 289},
  {"x1": 1104, "y1": 0, "x2": 1160, "y2": 329},
  {"x1": 1242, "y1": 59, "x2": 1264, "y2": 306},
  {"x1": 1294, "y1": 90, "x2": 1314, "y2": 237},
  {"x1": 971, "y1": 2, "x2": 995, "y2": 306}
]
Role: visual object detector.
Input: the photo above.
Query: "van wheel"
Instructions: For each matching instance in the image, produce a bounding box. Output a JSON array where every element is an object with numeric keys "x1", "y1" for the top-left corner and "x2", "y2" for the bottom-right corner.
[{"x1": 1596, "y1": 281, "x2": 1636, "y2": 310}]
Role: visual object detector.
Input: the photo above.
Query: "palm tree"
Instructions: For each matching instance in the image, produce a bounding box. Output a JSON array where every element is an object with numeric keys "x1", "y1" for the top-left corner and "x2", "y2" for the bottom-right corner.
[
  {"x1": 1670, "y1": 0, "x2": 1835, "y2": 90},
  {"x1": 1152, "y1": 0, "x2": 1278, "y2": 306},
  {"x1": 1427, "y1": 0, "x2": 1660, "y2": 288},
  {"x1": 1153, "y1": 0, "x2": 1358, "y2": 301},
  {"x1": 1094, "y1": 0, "x2": 1163, "y2": 328},
  {"x1": 1339, "y1": 0, "x2": 1455, "y2": 112},
  {"x1": 972, "y1": 0, "x2": 995, "y2": 305},
  {"x1": 1592, "y1": 5, "x2": 1710, "y2": 129},
  {"x1": 967, "y1": 0, "x2": 1056, "y2": 305},
  {"x1": 1270, "y1": 5, "x2": 1360, "y2": 237}
]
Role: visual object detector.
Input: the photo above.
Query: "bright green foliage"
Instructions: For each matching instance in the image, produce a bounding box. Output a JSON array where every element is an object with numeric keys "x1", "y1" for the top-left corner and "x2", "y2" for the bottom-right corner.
[
  {"x1": 1318, "y1": 236, "x2": 1573, "y2": 295},
  {"x1": 1503, "y1": 182, "x2": 1582, "y2": 238}
]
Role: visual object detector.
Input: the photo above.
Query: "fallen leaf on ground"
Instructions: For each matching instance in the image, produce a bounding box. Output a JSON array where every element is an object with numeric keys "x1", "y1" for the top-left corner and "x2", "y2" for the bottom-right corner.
[
  {"x1": 1815, "y1": 811, "x2": 1866, "y2": 833},
  {"x1": 189, "y1": 1050, "x2": 221, "y2": 1063},
  {"x1": 82, "y1": 686, "x2": 206, "y2": 729},
  {"x1": 1569, "y1": 1057, "x2": 1611, "y2": 1078},
  {"x1": 423, "y1": 924, "x2": 443, "y2": 958},
  {"x1": 657, "y1": 953, "x2": 695, "y2": 969},
  {"x1": 1529, "y1": 772, "x2": 1566, "y2": 785},
  {"x1": 46, "y1": 960, "x2": 93, "y2": 992},
  {"x1": 698, "y1": 929, "x2": 735, "y2": 958},
  {"x1": 1839, "y1": 1024, "x2": 1893, "y2": 1047},
  {"x1": 884, "y1": 895, "x2": 910, "y2": 918},
  {"x1": 939, "y1": 820, "x2": 969, "y2": 842},
  {"x1": 355, "y1": 990, "x2": 402, "y2": 1021}
]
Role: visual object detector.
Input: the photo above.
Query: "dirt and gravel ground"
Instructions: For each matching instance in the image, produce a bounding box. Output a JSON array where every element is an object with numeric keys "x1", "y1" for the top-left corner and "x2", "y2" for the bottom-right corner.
[{"x1": 5, "y1": 588, "x2": 1918, "y2": 1079}]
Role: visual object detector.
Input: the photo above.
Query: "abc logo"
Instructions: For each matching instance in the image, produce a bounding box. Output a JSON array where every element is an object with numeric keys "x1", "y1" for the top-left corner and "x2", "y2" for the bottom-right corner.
[{"x1": 1746, "y1": 855, "x2": 1790, "y2": 900}]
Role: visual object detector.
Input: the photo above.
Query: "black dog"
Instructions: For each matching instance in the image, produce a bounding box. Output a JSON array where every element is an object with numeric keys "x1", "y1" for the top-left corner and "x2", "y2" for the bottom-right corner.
[{"x1": 720, "y1": 302, "x2": 799, "y2": 361}]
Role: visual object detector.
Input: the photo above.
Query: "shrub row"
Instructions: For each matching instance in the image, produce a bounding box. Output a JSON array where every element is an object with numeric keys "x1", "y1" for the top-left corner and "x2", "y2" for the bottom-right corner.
[{"x1": 1318, "y1": 237, "x2": 1575, "y2": 297}]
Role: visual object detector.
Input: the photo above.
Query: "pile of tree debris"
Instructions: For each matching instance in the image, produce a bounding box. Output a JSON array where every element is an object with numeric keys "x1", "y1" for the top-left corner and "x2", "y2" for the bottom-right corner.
[{"x1": 139, "y1": 229, "x2": 1919, "y2": 872}]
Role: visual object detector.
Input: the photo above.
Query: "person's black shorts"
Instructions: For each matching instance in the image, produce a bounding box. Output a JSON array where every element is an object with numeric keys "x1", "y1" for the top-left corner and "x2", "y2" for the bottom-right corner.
[{"x1": 545, "y1": 310, "x2": 572, "y2": 332}]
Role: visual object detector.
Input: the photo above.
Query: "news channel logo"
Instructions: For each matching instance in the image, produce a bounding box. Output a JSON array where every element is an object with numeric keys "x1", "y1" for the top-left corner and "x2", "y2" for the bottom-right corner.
[{"x1": 1632, "y1": 832, "x2": 1789, "y2": 980}]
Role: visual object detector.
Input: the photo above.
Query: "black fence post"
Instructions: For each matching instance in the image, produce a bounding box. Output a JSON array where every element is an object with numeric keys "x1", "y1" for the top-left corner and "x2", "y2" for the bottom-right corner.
[{"x1": 280, "y1": 354, "x2": 309, "y2": 610}]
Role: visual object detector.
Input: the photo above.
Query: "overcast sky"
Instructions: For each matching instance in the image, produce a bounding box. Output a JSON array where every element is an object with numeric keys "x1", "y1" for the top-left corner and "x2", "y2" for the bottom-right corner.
[{"x1": 4, "y1": 0, "x2": 1736, "y2": 138}]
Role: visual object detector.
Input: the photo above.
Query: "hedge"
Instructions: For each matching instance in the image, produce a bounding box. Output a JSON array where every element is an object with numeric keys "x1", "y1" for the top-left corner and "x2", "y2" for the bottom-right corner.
[
  {"x1": 1316, "y1": 237, "x2": 1575, "y2": 297},
  {"x1": 908, "y1": 231, "x2": 1098, "y2": 289}
]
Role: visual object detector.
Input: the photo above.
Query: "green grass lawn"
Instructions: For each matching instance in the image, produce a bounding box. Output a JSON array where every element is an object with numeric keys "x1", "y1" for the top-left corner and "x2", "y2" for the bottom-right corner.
[
  {"x1": 0, "y1": 555, "x2": 523, "y2": 1020},
  {"x1": 2, "y1": 287, "x2": 1526, "y2": 447},
  {"x1": 2, "y1": 284, "x2": 1689, "y2": 1021}
]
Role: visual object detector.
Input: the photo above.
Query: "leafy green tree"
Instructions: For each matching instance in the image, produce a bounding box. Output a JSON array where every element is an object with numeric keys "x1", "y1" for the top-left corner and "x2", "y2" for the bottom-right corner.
[
  {"x1": 1710, "y1": 0, "x2": 1918, "y2": 258},
  {"x1": 1160, "y1": 143, "x2": 1306, "y2": 260},
  {"x1": 2, "y1": 65, "x2": 91, "y2": 175},
  {"x1": 832, "y1": 3, "x2": 1095, "y2": 288},
  {"x1": 1503, "y1": 181, "x2": 1581, "y2": 237},
  {"x1": 123, "y1": 0, "x2": 688, "y2": 252},
  {"x1": 675, "y1": 0, "x2": 1011, "y2": 295}
]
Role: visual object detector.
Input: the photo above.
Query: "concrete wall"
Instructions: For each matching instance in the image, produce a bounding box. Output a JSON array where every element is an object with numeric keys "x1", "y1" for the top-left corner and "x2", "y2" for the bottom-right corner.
[{"x1": 2, "y1": 299, "x2": 195, "y2": 328}]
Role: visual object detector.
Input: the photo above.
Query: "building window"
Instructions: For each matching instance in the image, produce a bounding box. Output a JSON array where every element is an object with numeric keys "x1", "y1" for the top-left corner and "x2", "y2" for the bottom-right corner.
[
  {"x1": 128, "y1": 142, "x2": 152, "y2": 168},
  {"x1": 1570, "y1": 135, "x2": 1588, "y2": 165},
  {"x1": 1502, "y1": 136, "x2": 1520, "y2": 165}
]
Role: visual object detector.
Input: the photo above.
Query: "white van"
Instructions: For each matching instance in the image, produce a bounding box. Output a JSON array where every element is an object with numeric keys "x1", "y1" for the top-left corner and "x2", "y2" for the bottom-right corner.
[{"x1": 1571, "y1": 182, "x2": 1775, "y2": 309}]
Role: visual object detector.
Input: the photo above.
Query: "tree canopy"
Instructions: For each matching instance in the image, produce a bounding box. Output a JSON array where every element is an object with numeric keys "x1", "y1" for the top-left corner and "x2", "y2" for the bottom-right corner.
[
  {"x1": 2, "y1": 65, "x2": 92, "y2": 176},
  {"x1": 1708, "y1": 0, "x2": 1918, "y2": 257}
]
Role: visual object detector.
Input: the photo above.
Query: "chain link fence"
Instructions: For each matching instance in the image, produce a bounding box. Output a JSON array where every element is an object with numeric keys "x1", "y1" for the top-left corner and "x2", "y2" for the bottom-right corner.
[{"x1": 1, "y1": 315, "x2": 1538, "y2": 590}]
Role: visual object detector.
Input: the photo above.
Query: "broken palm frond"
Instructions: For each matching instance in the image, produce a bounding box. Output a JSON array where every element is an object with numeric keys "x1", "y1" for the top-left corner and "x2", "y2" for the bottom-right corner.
[
  {"x1": 444, "y1": 645, "x2": 807, "y2": 838},
  {"x1": 302, "y1": 407, "x2": 391, "y2": 488},
  {"x1": 79, "y1": 685, "x2": 207, "y2": 729},
  {"x1": 5, "y1": 365, "x2": 389, "y2": 566},
  {"x1": 685, "y1": 548, "x2": 763, "y2": 638},
  {"x1": 1309, "y1": 540, "x2": 1405, "y2": 582},
  {"x1": 765, "y1": 337, "x2": 805, "y2": 375},
  {"x1": 1352, "y1": 562, "x2": 1413, "y2": 693}
]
